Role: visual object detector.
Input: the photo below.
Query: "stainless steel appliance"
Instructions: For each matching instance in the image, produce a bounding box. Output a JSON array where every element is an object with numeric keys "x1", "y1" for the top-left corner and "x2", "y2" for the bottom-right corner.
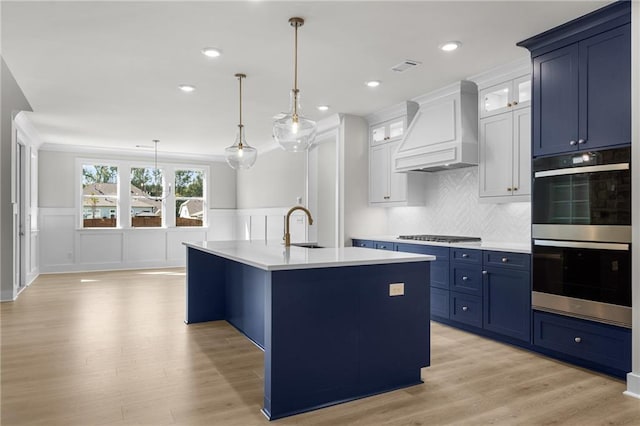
[
  {"x1": 532, "y1": 146, "x2": 632, "y2": 327},
  {"x1": 397, "y1": 235, "x2": 481, "y2": 243}
]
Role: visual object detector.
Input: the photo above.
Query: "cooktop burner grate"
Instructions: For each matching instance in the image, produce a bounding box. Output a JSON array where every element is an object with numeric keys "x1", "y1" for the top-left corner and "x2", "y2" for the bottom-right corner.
[{"x1": 397, "y1": 235, "x2": 481, "y2": 243}]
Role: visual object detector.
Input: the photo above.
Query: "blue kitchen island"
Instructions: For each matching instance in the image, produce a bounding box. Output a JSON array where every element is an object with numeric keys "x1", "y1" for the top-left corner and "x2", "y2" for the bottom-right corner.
[{"x1": 184, "y1": 240, "x2": 434, "y2": 420}]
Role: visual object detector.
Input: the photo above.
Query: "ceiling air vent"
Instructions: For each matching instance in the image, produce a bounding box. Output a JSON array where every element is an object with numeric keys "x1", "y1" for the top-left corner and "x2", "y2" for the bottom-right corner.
[{"x1": 391, "y1": 59, "x2": 422, "y2": 73}]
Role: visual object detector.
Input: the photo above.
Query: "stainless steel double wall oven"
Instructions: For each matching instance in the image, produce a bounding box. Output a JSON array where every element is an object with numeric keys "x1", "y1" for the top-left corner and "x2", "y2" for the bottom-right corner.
[{"x1": 531, "y1": 146, "x2": 631, "y2": 327}]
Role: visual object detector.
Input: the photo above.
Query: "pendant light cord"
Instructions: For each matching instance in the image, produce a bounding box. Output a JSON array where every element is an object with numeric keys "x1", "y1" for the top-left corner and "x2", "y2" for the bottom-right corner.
[{"x1": 238, "y1": 74, "x2": 243, "y2": 128}]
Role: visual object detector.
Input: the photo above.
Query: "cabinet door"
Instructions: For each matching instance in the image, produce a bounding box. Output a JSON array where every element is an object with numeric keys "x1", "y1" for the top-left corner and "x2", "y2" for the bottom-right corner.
[
  {"x1": 483, "y1": 267, "x2": 531, "y2": 342},
  {"x1": 533, "y1": 44, "x2": 579, "y2": 156},
  {"x1": 369, "y1": 144, "x2": 389, "y2": 203},
  {"x1": 512, "y1": 108, "x2": 531, "y2": 196},
  {"x1": 371, "y1": 123, "x2": 387, "y2": 146},
  {"x1": 479, "y1": 113, "x2": 513, "y2": 197},
  {"x1": 512, "y1": 75, "x2": 531, "y2": 110},
  {"x1": 579, "y1": 24, "x2": 631, "y2": 150},
  {"x1": 387, "y1": 141, "x2": 407, "y2": 203},
  {"x1": 479, "y1": 81, "x2": 512, "y2": 118}
]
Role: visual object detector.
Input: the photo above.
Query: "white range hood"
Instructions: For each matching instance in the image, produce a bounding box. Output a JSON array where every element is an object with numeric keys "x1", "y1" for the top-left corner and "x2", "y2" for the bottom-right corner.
[{"x1": 393, "y1": 80, "x2": 478, "y2": 172}]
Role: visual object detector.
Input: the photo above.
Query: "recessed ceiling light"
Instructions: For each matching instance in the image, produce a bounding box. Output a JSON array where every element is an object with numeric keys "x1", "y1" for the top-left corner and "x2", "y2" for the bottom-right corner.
[
  {"x1": 201, "y1": 47, "x2": 222, "y2": 58},
  {"x1": 439, "y1": 41, "x2": 461, "y2": 52},
  {"x1": 366, "y1": 80, "x2": 381, "y2": 88},
  {"x1": 317, "y1": 105, "x2": 330, "y2": 111},
  {"x1": 178, "y1": 84, "x2": 196, "y2": 92}
]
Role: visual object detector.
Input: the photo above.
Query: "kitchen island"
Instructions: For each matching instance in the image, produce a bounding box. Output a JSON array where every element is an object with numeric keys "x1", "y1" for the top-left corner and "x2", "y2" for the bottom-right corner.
[{"x1": 184, "y1": 240, "x2": 434, "y2": 420}]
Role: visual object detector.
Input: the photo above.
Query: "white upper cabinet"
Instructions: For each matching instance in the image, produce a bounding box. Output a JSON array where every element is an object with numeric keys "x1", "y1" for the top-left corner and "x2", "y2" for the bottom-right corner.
[
  {"x1": 370, "y1": 117, "x2": 406, "y2": 146},
  {"x1": 473, "y1": 59, "x2": 531, "y2": 203},
  {"x1": 480, "y1": 75, "x2": 531, "y2": 118},
  {"x1": 366, "y1": 101, "x2": 425, "y2": 207}
]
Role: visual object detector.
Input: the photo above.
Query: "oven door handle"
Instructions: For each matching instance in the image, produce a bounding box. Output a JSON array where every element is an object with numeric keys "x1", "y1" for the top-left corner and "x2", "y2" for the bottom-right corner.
[
  {"x1": 533, "y1": 239, "x2": 629, "y2": 251},
  {"x1": 534, "y1": 163, "x2": 629, "y2": 178}
]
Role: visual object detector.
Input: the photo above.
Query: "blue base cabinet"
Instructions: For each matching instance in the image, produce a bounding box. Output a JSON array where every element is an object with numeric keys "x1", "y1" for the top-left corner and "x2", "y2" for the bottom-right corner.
[
  {"x1": 395, "y1": 243, "x2": 450, "y2": 321},
  {"x1": 533, "y1": 310, "x2": 631, "y2": 378},
  {"x1": 483, "y1": 266, "x2": 530, "y2": 343}
]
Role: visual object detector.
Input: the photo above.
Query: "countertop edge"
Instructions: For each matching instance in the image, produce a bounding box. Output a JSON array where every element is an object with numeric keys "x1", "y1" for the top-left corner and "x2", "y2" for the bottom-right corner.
[{"x1": 352, "y1": 236, "x2": 532, "y2": 254}]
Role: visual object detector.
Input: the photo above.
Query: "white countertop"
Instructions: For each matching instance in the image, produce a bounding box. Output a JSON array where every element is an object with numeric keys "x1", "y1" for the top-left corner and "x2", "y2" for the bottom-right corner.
[
  {"x1": 184, "y1": 240, "x2": 435, "y2": 271},
  {"x1": 354, "y1": 236, "x2": 531, "y2": 254}
]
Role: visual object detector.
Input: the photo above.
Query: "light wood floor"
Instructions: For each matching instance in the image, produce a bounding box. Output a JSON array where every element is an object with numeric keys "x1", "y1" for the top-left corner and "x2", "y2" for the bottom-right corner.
[{"x1": 1, "y1": 269, "x2": 638, "y2": 425}]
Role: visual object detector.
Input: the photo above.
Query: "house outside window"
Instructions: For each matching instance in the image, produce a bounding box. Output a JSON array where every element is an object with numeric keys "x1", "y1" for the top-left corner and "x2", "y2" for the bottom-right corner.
[
  {"x1": 130, "y1": 167, "x2": 165, "y2": 227},
  {"x1": 82, "y1": 164, "x2": 118, "y2": 228},
  {"x1": 175, "y1": 169, "x2": 204, "y2": 227}
]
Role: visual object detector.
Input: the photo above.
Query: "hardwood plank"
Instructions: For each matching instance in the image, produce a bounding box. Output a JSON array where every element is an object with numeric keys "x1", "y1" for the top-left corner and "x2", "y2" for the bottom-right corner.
[{"x1": 2, "y1": 269, "x2": 638, "y2": 425}]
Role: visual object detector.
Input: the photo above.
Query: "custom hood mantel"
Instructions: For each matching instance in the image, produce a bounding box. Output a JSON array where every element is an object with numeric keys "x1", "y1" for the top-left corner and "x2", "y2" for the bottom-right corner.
[{"x1": 394, "y1": 80, "x2": 479, "y2": 172}]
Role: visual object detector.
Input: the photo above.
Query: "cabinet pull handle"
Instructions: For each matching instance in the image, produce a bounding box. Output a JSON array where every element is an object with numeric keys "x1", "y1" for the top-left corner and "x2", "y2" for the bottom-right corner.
[
  {"x1": 574, "y1": 337, "x2": 582, "y2": 343},
  {"x1": 482, "y1": 270, "x2": 488, "y2": 275},
  {"x1": 512, "y1": 101, "x2": 518, "y2": 105},
  {"x1": 507, "y1": 102, "x2": 512, "y2": 107},
  {"x1": 569, "y1": 140, "x2": 577, "y2": 146},
  {"x1": 462, "y1": 276, "x2": 469, "y2": 281},
  {"x1": 507, "y1": 187, "x2": 512, "y2": 191},
  {"x1": 513, "y1": 187, "x2": 518, "y2": 191},
  {"x1": 360, "y1": 243, "x2": 366, "y2": 247},
  {"x1": 578, "y1": 139, "x2": 586, "y2": 145},
  {"x1": 461, "y1": 253, "x2": 469, "y2": 258},
  {"x1": 462, "y1": 306, "x2": 469, "y2": 312},
  {"x1": 380, "y1": 245, "x2": 386, "y2": 249},
  {"x1": 501, "y1": 257, "x2": 508, "y2": 263}
]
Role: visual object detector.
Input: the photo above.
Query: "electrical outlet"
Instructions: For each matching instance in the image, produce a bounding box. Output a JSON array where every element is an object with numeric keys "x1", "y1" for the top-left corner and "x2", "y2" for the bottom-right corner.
[{"x1": 389, "y1": 283, "x2": 405, "y2": 297}]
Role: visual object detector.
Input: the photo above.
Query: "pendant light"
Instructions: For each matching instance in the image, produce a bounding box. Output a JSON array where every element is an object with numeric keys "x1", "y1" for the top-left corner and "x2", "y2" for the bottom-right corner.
[
  {"x1": 141, "y1": 139, "x2": 171, "y2": 201},
  {"x1": 225, "y1": 73, "x2": 257, "y2": 169},
  {"x1": 272, "y1": 17, "x2": 317, "y2": 152}
]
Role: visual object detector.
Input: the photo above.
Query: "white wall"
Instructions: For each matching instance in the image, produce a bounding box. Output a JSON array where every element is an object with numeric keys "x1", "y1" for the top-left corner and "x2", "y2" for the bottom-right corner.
[
  {"x1": 342, "y1": 114, "x2": 386, "y2": 244},
  {"x1": 236, "y1": 146, "x2": 306, "y2": 209},
  {"x1": 387, "y1": 166, "x2": 531, "y2": 244},
  {"x1": 1, "y1": 58, "x2": 34, "y2": 301},
  {"x1": 37, "y1": 145, "x2": 237, "y2": 273}
]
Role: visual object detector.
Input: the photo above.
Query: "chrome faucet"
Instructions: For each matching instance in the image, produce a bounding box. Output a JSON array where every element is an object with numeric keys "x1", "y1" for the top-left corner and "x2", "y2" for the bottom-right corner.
[{"x1": 284, "y1": 205, "x2": 314, "y2": 247}]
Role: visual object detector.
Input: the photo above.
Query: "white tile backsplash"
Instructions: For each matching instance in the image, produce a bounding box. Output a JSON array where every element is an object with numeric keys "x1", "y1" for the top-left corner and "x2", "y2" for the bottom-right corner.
[{"x1": 387, "y1": 167, "x2": 531, "y2": 244}]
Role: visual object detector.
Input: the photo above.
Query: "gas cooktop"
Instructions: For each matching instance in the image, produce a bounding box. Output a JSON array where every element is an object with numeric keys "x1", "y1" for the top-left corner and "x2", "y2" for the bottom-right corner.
[{"x1": 397, "y1": 235, "x2": 481, "y2": 243}]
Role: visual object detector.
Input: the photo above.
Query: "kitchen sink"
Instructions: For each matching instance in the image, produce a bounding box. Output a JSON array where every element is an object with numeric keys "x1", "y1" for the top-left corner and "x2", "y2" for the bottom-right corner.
[{"x1": 291, "y1": 242, "x2": 324, "y2": 249}]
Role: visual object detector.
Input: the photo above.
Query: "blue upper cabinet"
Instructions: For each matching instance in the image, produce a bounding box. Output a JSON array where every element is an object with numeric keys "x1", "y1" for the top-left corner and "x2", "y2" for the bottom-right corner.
[{"x1": 518, "y1": 2, "x2": 631, "y2": 157}]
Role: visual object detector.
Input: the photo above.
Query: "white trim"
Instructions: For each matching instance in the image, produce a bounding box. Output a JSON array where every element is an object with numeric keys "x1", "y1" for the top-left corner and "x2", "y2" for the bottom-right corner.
[
  {"x1": 40, "y1": 142, "x2": 226, "y2": 163},
  {"x1": 467, "y1": 57, "x2": 531, "y2": 90},
  {"x1": 14, "y1": 112, "x2": 44, "y2": 149},
  {"x1": 629, "y1": 0, "x2": 639, "y2": 395},
  {"x1": 624, "y1": 372, "x2": 640, "y2": 399}
]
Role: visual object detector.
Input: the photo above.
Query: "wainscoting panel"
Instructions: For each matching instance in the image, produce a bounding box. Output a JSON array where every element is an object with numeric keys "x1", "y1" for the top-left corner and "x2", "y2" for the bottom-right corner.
[
  {"x1": 125, "y1": 230, "x2": 165, "y2": 263},
  {"x1": 78, "y1": 231, "x2": 124, "y2": 265},
  {"x1": 167, "y1": 229, "x2": 207, "y2": 261},
  {"x1": 40, "y1": 209, "x2": 76, "y2": 268}
]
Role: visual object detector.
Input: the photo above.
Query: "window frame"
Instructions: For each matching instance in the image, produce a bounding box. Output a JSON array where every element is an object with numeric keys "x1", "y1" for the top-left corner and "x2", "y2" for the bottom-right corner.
[{"x1": 77, "y1": 158, "x2": 208, "y2": 230}]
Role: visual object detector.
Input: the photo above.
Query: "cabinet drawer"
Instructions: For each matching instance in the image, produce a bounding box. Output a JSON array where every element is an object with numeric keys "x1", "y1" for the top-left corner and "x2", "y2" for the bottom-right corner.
[
  {"x1": 483, "y1": 251, "x2": 530, "y2": 270},
  {"x1": 450, "y1": 265, "x2": 482, "y2": 296},
  {"x1": 450, "y1": 292, "x2": 482, "y2": 328},
  {"x1": 374, "y1": 241, "x2": 394, "y2": 251},
  {"x1": 451, "y1": 248, "x2": 481, "y2": 264},
  {"x1": 395, "y1": 243, "x2": 449, "y2": 260},
  {"x1": 352, "y1": 239, "x2": 374, "y2": 249},
  {"x1": 533, "y1": 311, "x2": 631, "y2": 372},
  {"x1": 431, "y1": 287, "x2": 449, "y2": 319}
]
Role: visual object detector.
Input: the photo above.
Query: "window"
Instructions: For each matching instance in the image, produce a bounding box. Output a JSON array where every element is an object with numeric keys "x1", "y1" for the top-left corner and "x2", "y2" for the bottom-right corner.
[
  {"x1": 130, "y1": 167, "x2": 165, "y2": 227},
  {"x1": 175, "y1": 169, "x2": 204, "y2": 227},
  {"x1": 78, "y1": 159, "x2": 208, "y2": 229},
  {"x1": 82, "y1": 164, "x2": 118, "y2": 228}
]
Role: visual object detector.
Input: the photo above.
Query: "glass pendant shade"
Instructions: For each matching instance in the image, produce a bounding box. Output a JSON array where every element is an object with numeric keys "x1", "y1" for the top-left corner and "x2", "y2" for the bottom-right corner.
[
  {"x1": 225, "y1": 126, "x2": 257, "y2": 170},
  {"x1": 273, "y1": 90, "x2": 317, "y2": 152},
  {"x1": 225, "y1": 73, "x2": 257, "y2": 170}
]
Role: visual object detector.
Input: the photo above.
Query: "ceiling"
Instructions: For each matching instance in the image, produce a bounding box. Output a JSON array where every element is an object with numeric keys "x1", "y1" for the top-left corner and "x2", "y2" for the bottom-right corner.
[{"x1": 1, "y1": 1, "x2": 609, "y2": 158}]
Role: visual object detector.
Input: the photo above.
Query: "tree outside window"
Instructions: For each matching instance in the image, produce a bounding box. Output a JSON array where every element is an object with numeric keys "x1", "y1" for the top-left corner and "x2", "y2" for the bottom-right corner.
[
  {"x1": 130, "y1": 167, "x2": 165, "y2": 227},
  {"x1": 175, "y1": 170, "x2": 204, "y2": 227},
  {"x1": 82, "y1": 165, "x2": 118, "y2": 228}
]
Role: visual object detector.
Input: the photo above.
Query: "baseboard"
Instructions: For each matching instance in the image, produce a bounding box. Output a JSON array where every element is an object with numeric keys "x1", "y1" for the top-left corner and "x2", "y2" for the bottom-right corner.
[
  {"x1": 624, "y1": 372, "x2": 640, "y2": 398},
  {"x1": 40, "y1": 259, "x2": 185, "y2": 274}
]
